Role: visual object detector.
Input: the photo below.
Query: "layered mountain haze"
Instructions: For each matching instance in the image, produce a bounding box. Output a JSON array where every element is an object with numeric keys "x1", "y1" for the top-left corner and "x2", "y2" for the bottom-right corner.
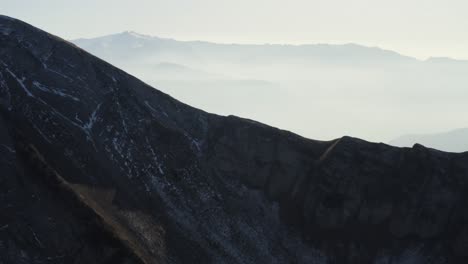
[
  {"x1": 72, "y1": 31, "x2": 468, "y2": 147},
  {"x1": 2, "y1": 15, "x2": 468, "y2": 263},
  {"x1": 391, "y1": 128, "x2": 468, "y2": 153}
]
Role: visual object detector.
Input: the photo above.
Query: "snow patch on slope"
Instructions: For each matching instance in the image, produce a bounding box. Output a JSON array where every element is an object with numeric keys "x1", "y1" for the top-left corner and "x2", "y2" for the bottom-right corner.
[{"x1": 32, "y1": 81, "x2": 80, "y2": 101}]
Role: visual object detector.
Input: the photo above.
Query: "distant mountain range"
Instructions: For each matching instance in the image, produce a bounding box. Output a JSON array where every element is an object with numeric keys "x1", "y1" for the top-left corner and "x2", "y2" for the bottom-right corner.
[
  {"x1": 73, "y1": 31, "x2": 467, "y2": 66},
  {"x1": 390, "y1": 128, "x2": 468, "y2": 153},
  {"x1": 73, "y1": 31, "x2": 418, "y2": 65},
  {"x1": 72, "y1": 32, "x2": 468, "y2": 146}
]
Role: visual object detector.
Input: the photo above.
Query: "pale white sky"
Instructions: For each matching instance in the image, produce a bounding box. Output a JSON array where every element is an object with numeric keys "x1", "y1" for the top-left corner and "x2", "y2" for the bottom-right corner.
[{"x1": 2, "y1": 0, "x2": 468, "y2": 60}]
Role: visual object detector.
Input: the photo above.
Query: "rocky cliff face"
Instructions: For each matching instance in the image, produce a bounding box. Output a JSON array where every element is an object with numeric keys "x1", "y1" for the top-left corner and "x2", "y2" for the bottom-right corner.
[{"x1": 1, "y1": 15, "x2": 468, "y2": 264}]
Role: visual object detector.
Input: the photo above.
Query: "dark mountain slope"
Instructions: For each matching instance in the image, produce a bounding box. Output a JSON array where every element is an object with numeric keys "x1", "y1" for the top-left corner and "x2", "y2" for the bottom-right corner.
[{"x1": 1, "y1": 15, "x2": 468, "y2": 263}]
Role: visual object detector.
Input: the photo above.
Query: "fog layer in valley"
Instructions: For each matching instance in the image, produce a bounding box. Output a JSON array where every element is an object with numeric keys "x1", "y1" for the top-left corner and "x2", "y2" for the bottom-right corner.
[{"x1": 73, "y1": 32, "x2": 468, "y2": 152}]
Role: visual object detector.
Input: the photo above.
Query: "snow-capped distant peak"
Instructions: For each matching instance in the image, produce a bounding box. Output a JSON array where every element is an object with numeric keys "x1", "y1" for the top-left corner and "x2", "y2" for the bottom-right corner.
[{"x1": 122, "y1": 31, "x2": 153, "y2": 40}]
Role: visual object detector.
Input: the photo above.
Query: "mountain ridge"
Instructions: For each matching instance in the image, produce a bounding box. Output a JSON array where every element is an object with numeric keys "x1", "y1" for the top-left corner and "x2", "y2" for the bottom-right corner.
[{"x1": 69, "y1": 29, "x2": 468, "y2": 144}]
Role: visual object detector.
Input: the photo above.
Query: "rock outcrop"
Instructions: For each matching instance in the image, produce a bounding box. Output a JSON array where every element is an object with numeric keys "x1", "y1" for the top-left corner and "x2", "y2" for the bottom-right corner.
[{"x1": 1, "y1": 15, "x2": 467, "y2": 263}]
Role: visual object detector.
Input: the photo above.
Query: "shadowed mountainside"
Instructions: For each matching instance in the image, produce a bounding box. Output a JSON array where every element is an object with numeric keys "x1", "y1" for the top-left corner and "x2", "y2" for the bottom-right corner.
[{"x1": 1, "y1": 15, "x2": 468, "y2": 263}]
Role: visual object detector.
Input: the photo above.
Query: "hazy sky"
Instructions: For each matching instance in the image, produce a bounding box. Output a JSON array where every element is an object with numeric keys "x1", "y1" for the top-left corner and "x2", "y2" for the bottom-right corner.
[{"x1": 2, "y1": 0, "x2": 468, "y2": 60}]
